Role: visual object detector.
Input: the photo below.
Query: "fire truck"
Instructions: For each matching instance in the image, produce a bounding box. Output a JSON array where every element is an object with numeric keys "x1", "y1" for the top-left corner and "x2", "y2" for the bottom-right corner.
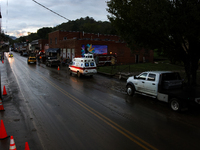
[{"x1": 94, "y1": 53, "x2": 117, "y2": 66}]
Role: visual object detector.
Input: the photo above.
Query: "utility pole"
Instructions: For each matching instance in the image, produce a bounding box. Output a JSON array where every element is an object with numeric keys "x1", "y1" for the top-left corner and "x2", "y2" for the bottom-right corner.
[{"x1": 0, "y1": 5, "x2": 2, "y2": 33}]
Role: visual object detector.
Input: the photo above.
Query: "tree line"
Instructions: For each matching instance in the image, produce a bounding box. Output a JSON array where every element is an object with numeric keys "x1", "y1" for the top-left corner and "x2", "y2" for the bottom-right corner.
[
  {"x1": 107, "y1": 0, "x2": 200, "y2": 85},
  {"x1": 14, "y1": 16, "x2": 117, "y2": 44}
]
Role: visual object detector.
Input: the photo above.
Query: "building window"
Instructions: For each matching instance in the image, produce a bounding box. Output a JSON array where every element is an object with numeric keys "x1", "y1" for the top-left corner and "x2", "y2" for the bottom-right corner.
[
  {"x1": 55, "y1": 37, "x2": 57, "y2": 44},
  {"x1": 63, "y1": 37, "x2": 67, "y2": 40},
  {"x1": 138, "y1": 73, "x2": 147, "y2": 80},
  {"x1": 148, "y1": 74, "x2": 156, "y2": 81},
  {"x1": 50, "y1": 38, "x2": 52, "y2": 44}
]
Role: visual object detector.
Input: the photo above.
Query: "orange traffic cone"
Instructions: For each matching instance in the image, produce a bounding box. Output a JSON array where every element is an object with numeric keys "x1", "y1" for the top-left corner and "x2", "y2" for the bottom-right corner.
[
  {"x1": 3, "y1": 86, "x2": 7, "y2": 95},
  {"x1": 0, "y1": 99, "x2": 5, "y2": 111},
  {"x1": 9, "y1": 136, "x2": 17, "y2": 150},
  {"x1": 25, "y1": 142, "x2": 30, "y2": 150},
  {"x1": 57, "y1": 66, "x2": 60, "y2": 70},
  {"x1": 0, "y1": 120, "x2": 9, "y2": 140}
]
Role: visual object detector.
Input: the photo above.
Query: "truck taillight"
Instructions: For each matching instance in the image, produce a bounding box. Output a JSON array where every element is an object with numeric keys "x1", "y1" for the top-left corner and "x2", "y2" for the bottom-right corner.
[{"x1": 195, "y1": 98, "x2": 200, "y2": 104}]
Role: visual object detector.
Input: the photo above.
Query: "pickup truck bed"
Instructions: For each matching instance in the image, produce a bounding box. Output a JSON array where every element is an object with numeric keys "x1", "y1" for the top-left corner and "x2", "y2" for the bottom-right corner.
[{"x1": 160, "y1": 86, "x2": 200, "y2": 105}]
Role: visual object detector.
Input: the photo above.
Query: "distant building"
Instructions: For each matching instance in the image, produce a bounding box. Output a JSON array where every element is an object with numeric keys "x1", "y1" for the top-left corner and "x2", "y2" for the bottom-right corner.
[
  {"x1": 14, "y1": 42, "x2": 27, "y2": 52},
  {"x1": 30, "y1": 40, "x2": 39, "y2": 52},
  {"x1": 30, "y1": 39, "x2": 48, "y2": 53},
  {"x1": 48, "y1": 30, "x2": 154, "y2": 64}
]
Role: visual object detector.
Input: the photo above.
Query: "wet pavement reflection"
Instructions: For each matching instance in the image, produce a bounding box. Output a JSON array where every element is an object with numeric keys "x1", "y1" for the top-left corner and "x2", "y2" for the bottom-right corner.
[{"x1": 1, "y1": 52, "x2": 200, "y2": 150}]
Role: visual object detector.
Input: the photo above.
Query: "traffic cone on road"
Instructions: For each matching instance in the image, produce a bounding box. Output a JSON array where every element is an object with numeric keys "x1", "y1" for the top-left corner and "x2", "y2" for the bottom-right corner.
[
  {"x1": 9, "y1": 136, "x2": 17, "y2": 150},
  {"x1": 25, "y1": 142, "x2": 30, "y2": 150},
  {"x1": 0, "y1": 120, "x2": 9, "y2": 140},
  {"x1": 57, "y1": 66, "x2": 60, "y2": 70},
  {"x1": 2, "y1": 60, "x2": 4, "y2": 64},
  {"x1": 0, "y1": 99, "x2": 5, "y2": 111},
  {"x1": 3, "y1": 85, "x2": 7, "y2": 95}
]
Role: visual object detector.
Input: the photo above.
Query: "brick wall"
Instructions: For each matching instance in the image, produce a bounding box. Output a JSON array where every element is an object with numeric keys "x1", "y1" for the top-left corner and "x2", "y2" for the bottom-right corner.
[
  {"x1": 48, "y1": 30, "x2": 154, "y2": 64},
  {"x1": 38, "y1": 39, "x2": 48, "y2": 52}
]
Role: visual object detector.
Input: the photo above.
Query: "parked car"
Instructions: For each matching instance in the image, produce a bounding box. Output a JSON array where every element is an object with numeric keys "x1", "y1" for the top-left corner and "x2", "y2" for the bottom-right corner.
[
  {"x1": 126, "y1": 71, "x2": 200, "y2": 111},
  {"x1": 22, "y1": 52, "x2": 28, "y2": 56},
  {"x1": 13, "y1": 48, "x2": 18, "y2": 52},
  {"x1": 46, "y1": 56, "x2": 60, "y2": 67}
]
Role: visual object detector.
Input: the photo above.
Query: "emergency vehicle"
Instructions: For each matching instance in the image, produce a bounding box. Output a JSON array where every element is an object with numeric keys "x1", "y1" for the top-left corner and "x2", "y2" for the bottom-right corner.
[
  {"x1": 68, "y1": 54, "x2": 97, "y2": 77},
  {"x1": 94, "y1": 53, "x2": 117, "y2": 66}
]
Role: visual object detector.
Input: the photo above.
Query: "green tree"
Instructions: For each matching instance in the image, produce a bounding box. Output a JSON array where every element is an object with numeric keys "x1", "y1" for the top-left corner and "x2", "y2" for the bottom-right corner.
[
  {"x1": 15, "y1": 16, "x2": 117, "y2": 43},
  {"x1": 37, "y1": 27, "x2": 53, "y2": 39},
  {"x1": 15, "y1": 36, "x2": 27, "y2": 43},
  {"x1": 55, "y1": 16, "x2": 117, "y2": 34},
  {"x1": 107, "y1": 0, "x2": 200, "y2": 85},
  {"x1": 0, "y1": 32, "x2": 9, "y2": 41},
  {"x1": 27, "y1": 33, "x2": 39, "y2": 42}
]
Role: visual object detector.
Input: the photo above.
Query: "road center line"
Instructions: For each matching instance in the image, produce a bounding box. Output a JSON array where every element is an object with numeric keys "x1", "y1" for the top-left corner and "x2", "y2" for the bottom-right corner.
[{"x1": 35, "y1": 70, "x2": 158, "y2": 150}]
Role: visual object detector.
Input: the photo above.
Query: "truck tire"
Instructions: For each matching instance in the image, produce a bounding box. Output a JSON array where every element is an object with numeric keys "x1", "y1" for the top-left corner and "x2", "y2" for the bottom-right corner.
[
  {"x1": 126, "y1": 85, "x2": 135, "y2": 96},
  {"x1": 170, "y1": 98, "x2": 182, "y2": 112}
]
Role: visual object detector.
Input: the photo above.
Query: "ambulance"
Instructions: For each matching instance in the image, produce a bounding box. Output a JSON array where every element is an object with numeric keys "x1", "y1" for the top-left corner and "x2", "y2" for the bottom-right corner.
[{"x1": 68, "y1": 54, "x2": 97, "y2": 77}]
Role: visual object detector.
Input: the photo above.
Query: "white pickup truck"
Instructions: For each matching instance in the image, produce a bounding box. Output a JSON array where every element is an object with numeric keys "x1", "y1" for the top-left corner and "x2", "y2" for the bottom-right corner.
[{"x1": 126, "y1": 71, "x2": 200, "y2": 111}]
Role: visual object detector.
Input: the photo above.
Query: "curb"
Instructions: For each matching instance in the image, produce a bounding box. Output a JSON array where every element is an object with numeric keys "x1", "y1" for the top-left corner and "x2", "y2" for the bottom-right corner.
[{"x1": 97, "y1": 71, "x2": 115, "y2": 77}]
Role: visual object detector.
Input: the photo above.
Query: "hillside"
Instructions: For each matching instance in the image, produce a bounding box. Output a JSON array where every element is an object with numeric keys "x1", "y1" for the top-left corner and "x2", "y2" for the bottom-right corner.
[{"x1": 15, "y1": 16, "x2": 117, "y2": 43}]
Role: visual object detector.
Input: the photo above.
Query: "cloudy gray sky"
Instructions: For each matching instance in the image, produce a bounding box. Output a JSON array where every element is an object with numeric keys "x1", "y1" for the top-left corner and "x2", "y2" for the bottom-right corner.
[{"x1": 0, "y1": 0, "x2": 109, "y2": 38}]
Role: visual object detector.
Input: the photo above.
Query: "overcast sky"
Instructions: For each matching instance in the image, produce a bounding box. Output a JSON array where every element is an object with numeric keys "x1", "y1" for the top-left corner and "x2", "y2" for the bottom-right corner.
[{"x1": 0, "y1": 0, "x2": 109, "y2": 38}]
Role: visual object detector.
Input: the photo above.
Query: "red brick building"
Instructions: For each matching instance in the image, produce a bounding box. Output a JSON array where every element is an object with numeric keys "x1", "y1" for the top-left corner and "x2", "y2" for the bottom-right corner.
[
  {"x1": 31, "y1": 39, "x2": 48, "y2": 53},
  {"x1": 39, "y1": 39, "x2": 49, "y2": 52},
  {"x1": 48, "y1": 30, "x2": 154, "y2": 64}
]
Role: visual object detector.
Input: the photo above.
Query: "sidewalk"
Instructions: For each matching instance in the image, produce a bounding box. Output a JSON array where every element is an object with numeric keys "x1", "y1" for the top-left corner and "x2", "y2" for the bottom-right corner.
[
  {"x1": 0, "y1": 58, "x2": 11, "y2": 101},
  {"x1": 0, "y1": 57, "x2": 42, "y2": 150}
]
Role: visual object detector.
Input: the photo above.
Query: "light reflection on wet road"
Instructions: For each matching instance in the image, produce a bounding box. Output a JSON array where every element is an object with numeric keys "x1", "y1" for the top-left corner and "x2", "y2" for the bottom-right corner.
[{"x1": 2, "y1": 52, "x2": 200, "y2": 150}]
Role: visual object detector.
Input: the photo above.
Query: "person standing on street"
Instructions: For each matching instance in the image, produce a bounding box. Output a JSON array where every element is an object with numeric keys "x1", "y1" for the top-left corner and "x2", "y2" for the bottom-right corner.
[{"x1": 37, "y1": 55, "x2": 40, "y2": 65}]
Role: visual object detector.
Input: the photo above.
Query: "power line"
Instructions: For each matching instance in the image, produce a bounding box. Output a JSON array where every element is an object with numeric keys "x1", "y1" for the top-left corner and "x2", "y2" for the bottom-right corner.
[{"x1": 32, "y1": 0, "x2": 70, "y2": 21}]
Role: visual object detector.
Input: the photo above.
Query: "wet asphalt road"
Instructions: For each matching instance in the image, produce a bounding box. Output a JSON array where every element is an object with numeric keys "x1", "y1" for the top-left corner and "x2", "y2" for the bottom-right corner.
[{"x1": 1, "y1": 52, "x2": 200, "y2": 150}]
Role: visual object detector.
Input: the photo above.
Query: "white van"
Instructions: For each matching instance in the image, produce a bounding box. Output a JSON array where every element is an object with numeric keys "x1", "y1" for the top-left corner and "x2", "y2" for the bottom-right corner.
[{"x1": 68, "y1": 54, "x2": 97, "y2": 77}]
